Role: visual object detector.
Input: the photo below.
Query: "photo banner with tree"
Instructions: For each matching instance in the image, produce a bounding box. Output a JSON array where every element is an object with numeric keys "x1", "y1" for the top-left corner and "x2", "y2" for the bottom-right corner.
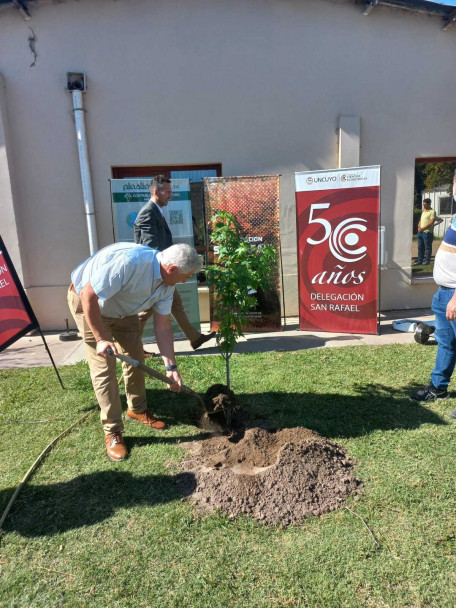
[
  {"x1": 203, "y1": 175, "x2": 281, "y2": 331},
  {"x1": 295, "y1": 166, "x2": 380, "y2": 335},
  {"x1": 0, "y1": 235, "x2": 39, "y2": 351}
]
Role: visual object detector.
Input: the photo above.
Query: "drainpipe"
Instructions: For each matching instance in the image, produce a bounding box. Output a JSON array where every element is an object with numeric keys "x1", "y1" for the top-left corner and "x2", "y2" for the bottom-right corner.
[{"x1": 70, "y1": 88, "x2": 98, "y2": 255}]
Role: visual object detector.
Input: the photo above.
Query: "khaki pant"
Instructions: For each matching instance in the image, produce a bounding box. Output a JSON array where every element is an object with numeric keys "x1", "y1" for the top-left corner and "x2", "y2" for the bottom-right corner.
[
  {"x1": 138, "y1": 288, "x2": 200, "y2": 343},
  {"x1": 68, "y1": 288, "x2": 147, "y2": 435}
]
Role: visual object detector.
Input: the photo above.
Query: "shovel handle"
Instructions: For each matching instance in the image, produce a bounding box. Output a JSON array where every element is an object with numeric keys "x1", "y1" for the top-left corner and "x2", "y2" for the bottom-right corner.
[
  {"x1": 107, "y1": 348, "x2": 174, "y2": 386},
  {"x1": 106, "y1": 348, "x2": 205, "y2": 406}
]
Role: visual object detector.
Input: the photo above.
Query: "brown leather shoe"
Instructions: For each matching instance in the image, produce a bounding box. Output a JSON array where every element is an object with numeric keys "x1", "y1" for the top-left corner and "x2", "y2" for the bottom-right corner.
[
  {"x1": 125, "y1": 408, "x2": 167, "y2": 430},
  {"x1": 191, "y1": 331, "x2": 216, "y2": 350},
  {"x1": 104, "y1": 432, "x2": 128, "y2": 462}
]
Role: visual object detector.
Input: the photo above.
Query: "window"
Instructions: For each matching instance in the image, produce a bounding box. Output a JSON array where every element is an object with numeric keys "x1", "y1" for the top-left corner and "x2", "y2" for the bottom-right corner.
[
  {"x1": 439, "y1": 196, "x2": 453, "y2": 216},
  {"x1": 412, "y1": 157, "x2": 456, "y2": 275}
]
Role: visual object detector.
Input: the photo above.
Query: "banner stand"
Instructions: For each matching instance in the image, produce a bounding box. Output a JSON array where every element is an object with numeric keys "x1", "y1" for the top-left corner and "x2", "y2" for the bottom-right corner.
[
  {"x1": 38, "y1": 328, "x2": 65, "y2": 389},
  {"x1": 295, "y1": 166, "x2": 381, "y2": 335},
  {"x1": 279, "y1": 239, "x2": 287, "y2": 327},
  {"x1": 0, "y1": 236, "x2": 65, "y2": 389},
  {"x1": 109, "y1": 178, "x2": 201, "y2": 342},
  {"x1": 377, "y1": 207, "x2": 383, "y2": 335},
  {"x1": 204, "y1": 175, "x2": 282, "y2": 332}
]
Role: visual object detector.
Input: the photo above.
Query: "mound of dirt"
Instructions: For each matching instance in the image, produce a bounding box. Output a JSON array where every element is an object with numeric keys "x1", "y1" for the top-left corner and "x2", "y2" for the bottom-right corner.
[{"x1": 177, "y1": 427, "x2": 363, "y2": 526}]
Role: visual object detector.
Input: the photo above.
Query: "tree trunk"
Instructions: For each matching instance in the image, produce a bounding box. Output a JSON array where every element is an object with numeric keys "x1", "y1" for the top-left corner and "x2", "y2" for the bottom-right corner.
[{"x1": 225, "y1": 355, "x2": 230, "y2": 389}]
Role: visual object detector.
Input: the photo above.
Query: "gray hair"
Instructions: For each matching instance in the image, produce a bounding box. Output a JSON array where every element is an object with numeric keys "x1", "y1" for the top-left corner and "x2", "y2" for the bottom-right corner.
[
  {"x1": 149, "y1": 175, "x2": 171, "y2": 193},
  {"x1": 160, "y1": 243, "x2": 202, "y2": 274}
]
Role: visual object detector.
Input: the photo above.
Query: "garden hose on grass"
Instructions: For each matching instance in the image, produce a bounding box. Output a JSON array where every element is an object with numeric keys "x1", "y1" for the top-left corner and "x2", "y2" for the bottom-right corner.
[{"x1": 0, "y1": 407, "x2": 96, "y2": 534}]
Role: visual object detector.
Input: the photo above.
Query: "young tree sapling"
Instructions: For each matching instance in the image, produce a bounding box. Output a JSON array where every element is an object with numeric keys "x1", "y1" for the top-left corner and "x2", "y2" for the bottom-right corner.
[{"x1": 206, "y1": 211, "x2": 277, "y2": 387}]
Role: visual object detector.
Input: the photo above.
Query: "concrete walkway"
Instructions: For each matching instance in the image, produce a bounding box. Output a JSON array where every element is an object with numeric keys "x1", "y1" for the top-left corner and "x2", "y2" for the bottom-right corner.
[{"x1": 0, "y1": 309, "x2": 435, "y2": 369}]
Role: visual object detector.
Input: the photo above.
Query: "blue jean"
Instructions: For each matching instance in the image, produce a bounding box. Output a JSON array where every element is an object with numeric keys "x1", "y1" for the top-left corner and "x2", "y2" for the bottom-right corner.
[
  {"x1": 430, "y1": 287, "x2": 456, "y2": 390},
  {"x1": 417, "y1": 232, "x2": 433, "y2": 264}
]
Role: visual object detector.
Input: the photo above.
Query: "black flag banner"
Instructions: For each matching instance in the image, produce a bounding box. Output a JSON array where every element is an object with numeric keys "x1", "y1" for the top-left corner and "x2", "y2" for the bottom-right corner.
[
  {"x1": 0, "y1": 235, "x2": 38, "y2": 352},
  {"x1": 0, "y1": 236, "x2": 64, "y2": 387}
]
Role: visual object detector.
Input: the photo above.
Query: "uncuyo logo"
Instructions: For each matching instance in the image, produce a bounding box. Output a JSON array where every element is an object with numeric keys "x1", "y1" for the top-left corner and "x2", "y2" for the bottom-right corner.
[
  {"x1": 306, "y1": 177, "x2": 313, "y2": 185},
  {"x1": 340, "y1": 174, "x2": 346, "y2": 182}
]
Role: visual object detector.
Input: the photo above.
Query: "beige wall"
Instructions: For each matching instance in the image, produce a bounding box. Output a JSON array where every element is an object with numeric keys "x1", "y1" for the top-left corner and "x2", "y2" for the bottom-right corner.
[
  {"x1": 0, "y1": 0, "x2": 455, "y2": 329},
  {"x1": 0, "y1": 74, "x2": 24, "y2": 278}
]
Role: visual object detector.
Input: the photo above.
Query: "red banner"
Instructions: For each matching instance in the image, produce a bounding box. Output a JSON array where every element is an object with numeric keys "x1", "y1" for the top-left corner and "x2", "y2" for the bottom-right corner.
[
  {"x1": 0, "y1": 236, "x2": 38, "y2": 351},
  {"x1": 295, "y1": 167, "x2": 380, "y2": 334}
]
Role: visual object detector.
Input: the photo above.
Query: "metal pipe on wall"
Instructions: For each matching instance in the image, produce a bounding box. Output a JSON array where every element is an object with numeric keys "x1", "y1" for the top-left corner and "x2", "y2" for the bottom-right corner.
[{"x1": 71, "y1": 89, "x2": 98, "y2": 255}]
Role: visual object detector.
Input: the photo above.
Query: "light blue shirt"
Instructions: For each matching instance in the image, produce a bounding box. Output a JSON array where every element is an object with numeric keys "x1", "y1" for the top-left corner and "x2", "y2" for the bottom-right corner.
[{"x1": 71, "y1": 242, "x2": 174, "y2": 318}]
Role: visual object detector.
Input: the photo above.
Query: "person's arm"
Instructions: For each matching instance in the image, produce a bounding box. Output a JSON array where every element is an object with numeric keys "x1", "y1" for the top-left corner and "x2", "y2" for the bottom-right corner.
[
  {"x1": 135, "y1": 207, "x2": 161, "y2": 249},
  {"x1": 434, "y1": 216, "x2": 443, "y2": 226},
  {"x1": 421, "y1": 218, "x2": 435, "y2": 230},
  {"x1": 79, "y1": 281, "x2": 117, "y2": 357},
  {"x1": 153, "y1": 311, "x2": 182, "y2": 392},
  {"x1": 421, "y1": 211, "x2": 436, "y2": 231}
]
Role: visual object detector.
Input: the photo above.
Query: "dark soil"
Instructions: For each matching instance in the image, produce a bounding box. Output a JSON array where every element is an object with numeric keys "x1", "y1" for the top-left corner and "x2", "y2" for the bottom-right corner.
[
  {"x1": 203, "y1": 383, "x2": 240, "y2": 414},
  {"x1": 199, "y1": 384, "x2": 243, "y2": 435},
  {"x1": 177, "y1": 427, "x2": 363, "y2": 527}
]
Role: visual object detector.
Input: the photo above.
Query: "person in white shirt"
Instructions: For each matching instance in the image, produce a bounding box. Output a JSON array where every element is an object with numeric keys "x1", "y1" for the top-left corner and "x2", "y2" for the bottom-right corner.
[
  {"x1": 68, "y1": 242, "x2": 201, "y2": 461},
  {"x1": 411, "y1": 171, "x2": 456, "y2": 418}
]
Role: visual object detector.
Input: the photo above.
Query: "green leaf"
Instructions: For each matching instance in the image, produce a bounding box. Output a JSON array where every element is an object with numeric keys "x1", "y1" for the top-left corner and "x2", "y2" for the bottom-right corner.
[{"x1": 206, "y1": 211, "x2": 278, "y2": 384}]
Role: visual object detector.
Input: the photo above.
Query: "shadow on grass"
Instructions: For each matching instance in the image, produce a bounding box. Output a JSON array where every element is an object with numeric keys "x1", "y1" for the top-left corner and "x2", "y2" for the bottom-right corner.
[
  {"x1": 145, "y1": 383, "x2": 449, "y2": 440},
  {"x1": 2, "y1": 470, "x2": 197, "y2": 538},
  {"x1": 125, "y1": 431, "x2": 214, "y2": 449},
  {"x1": 2, "y1": 383, "x2": 450, "y2": 538}
]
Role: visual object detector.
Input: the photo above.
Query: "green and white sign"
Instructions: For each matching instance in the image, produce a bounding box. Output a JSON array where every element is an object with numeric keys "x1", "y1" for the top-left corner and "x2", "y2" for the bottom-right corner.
[{"x1": 110, "y1": 178, "x2": 200, "y2": 341}]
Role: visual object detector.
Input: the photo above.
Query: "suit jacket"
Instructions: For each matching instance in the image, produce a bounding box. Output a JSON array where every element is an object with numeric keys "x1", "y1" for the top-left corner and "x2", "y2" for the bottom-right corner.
[{"x1": 134, "y1": 200, "x2": 173, "y2": 251}]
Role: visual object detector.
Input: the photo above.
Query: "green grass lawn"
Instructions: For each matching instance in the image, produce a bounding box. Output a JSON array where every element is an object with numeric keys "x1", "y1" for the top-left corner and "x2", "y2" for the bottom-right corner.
[
  {"x1": 411, "y1": 261, "x2": 435, "y2": 275},
  {"x1": 1, "y1": 345, "x2": 456, "y2": 607}
]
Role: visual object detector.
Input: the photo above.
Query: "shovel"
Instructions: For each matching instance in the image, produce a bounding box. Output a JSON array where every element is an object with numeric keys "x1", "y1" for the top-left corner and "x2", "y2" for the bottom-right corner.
[
  {"x1": 106, "y1": 348, "x2": 206, "y2": 409},
  {"x1": 107, "y1": 349, "x2": 241, "y2": 436}
]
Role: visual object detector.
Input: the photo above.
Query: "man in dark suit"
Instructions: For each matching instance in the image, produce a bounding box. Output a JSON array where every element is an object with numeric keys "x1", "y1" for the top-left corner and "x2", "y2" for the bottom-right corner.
[{"x1": 134, "y1": 175, "x2": 215, "y2": 350}]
